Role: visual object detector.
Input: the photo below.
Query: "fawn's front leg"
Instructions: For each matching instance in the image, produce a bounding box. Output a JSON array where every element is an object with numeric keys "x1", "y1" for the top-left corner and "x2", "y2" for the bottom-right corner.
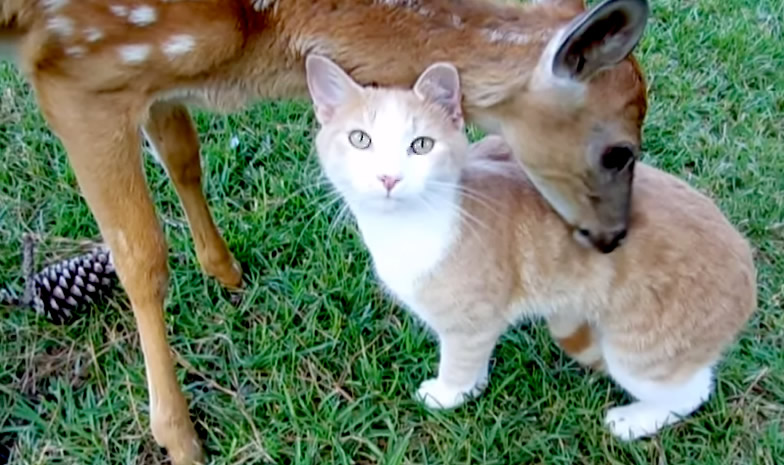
[
  {"x1": 144, "y1": 101, "x2": 243, "y2": 289},
  {"x1": 36, "y1": 85, "x2": 203, "y2": 465},
  {"x1": 417, "y1": 325, "x2": 504, "y2": 409}
]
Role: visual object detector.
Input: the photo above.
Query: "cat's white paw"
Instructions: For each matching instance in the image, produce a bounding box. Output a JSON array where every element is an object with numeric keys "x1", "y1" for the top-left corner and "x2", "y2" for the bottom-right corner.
[
  {"x1": 416, "y1": 379, "x2": 474, "y2": 409},
  {"x1": 604, "y1": 402, "x2": 674, "y2": 440}
]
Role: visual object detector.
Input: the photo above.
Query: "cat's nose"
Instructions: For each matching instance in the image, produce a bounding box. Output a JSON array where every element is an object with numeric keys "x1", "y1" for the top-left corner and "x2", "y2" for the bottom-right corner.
[{"x1": 378, "y1": 175, "x2": 401, "y2": 193}]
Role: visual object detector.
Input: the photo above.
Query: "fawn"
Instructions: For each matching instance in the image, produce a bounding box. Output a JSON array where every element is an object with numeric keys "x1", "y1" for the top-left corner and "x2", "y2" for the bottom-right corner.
[{"x1": 2, "y1": 0, "x2": 649, "y2": 462}]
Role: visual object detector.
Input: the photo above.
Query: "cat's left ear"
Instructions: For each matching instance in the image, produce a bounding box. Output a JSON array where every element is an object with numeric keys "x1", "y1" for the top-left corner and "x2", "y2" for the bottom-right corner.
[
  {"x1": 413, "y1": 62, "x2": 464, "y2": 128},
  {"x1": 306, "y1": 54, "x2": 363, "y2": 125}
]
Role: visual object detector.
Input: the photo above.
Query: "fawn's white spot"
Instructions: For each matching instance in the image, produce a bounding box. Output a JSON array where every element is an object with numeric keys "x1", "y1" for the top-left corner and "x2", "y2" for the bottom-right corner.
[
  {"x1": 128, "y1": 5, "x2": 157, "y2": 26},
  {"x1": 118, "y1": 44, "x2": 152, "y2": 64},
  {"x1": 83, "y1": 27, "x2": 104, "y2": 43},
  {"x1": 374, "y1": 1, "x2": 434, "y2": 20},
  {"x1": 417, "y1": 6, "x2": 434, "y2": 17},
  {"x1": 141, "y1": 128, "x2": 164, "y2": 166},
  {"x1": 376, "y1": 0, "x2": 420, "y2": 7},
  {"x1": 65, "y1": 45, "x2": 87, "y2": 57},
  {"x1": 42, "y1": 0, "x2": 68, "y2": 12},
  {"x1": 110, "y1": 5, "x2": 129, "y2": 17},
  {"x1": 46, "y1": 16, "x2": 74, "y2": 37},
  {"x1": 251, "y1": 0, "x2": 276, "y2": 11},
  {"x1": 162, "y1": 34, "x2": 195, "y2": 58},
  {"x1": 482, "y1": 29, "x2": 549, "y2": 46}
]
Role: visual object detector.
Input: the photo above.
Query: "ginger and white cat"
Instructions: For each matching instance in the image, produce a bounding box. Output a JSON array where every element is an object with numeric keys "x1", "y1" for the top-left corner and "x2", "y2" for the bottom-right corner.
[{"x1": 305, "y1": 55, "x2": 757, "y2": 440}]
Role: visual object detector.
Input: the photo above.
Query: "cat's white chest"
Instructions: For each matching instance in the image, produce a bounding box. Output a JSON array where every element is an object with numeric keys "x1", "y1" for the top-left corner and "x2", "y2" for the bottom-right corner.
[{"x1": 355, "y1": 204, "x2": 458, "y2": 305}]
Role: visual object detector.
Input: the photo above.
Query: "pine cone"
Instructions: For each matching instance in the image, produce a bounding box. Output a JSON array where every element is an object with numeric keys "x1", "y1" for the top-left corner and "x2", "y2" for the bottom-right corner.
[{"x1": 30, "y1": 246, "x2": 118, "y2": 324}]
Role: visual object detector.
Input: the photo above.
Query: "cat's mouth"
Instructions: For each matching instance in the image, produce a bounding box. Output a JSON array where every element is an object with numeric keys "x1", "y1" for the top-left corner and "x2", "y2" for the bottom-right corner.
[{"x1": 359, "y1": 194, "x2": 406, "y2": 212}]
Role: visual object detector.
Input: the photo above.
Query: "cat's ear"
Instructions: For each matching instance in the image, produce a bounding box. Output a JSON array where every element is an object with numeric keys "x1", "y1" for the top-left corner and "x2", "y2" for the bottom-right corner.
[
  {"x1": 413, "y1": 62, "x2": 464, "y2": 128},
  {"x1": 306, "y1": 54, "x2": 363, "y2": 124}
]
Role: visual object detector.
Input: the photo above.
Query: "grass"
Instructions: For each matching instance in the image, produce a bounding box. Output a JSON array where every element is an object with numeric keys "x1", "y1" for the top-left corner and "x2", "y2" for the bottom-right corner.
[{"x1": 1, "y1": 0, "x2": 783, "y2": 463}]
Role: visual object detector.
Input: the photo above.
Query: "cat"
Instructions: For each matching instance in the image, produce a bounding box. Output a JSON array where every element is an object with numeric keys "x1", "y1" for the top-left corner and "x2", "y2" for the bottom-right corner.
[{"x1": 304, "y1": 54, "x2": 757, "y2": 440}]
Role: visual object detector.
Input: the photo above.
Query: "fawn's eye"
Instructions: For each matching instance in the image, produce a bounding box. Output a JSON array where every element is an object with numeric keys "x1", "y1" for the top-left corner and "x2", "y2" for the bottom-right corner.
[
  {"x1": 409, "y1": 136, "x2": 435, "y2": 155},
  {"x1": 348, "y1": 130, "x2": 371, "y2": 149}
]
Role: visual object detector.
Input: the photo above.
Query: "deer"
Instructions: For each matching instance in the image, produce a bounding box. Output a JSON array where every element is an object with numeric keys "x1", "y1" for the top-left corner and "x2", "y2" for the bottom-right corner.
[{"x1": 1, "y1": 0, "x2": 649, "y2": 463}]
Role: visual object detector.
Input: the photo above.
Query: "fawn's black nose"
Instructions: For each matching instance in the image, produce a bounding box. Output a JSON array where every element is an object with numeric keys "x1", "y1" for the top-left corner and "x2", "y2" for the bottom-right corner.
[{"x1": 593, "y1": 229, "x2": 628, "y2": 254}]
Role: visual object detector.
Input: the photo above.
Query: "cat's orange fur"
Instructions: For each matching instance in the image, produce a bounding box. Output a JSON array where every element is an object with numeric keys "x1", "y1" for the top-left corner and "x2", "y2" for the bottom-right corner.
[
  {"x1": 2, "y1": 0, "x2": 649, "y2": 461},
  {"x1": 308, "y1": 55, "x2": 757, "y2": 440}
]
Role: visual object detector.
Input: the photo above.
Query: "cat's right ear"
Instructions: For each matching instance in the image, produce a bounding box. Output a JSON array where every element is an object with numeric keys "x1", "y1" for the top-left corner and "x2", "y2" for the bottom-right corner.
[
  {"x1": 306, "y1": 55, "x2": 363, "y2": 125},
  {"x1": 413, "y1": 62, "x2": 464, "y2": 128}
]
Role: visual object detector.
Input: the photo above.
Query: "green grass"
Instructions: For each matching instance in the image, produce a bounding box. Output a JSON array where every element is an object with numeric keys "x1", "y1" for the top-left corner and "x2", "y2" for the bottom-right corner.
[{"x1": 1, "y1": 0, "x2": 783, "y2": 463}]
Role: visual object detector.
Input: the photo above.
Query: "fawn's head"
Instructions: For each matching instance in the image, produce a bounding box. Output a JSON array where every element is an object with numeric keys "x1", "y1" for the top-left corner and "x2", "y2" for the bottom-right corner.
[{"x1": 499, "y1": 0, "x2": 648, "y2": 253}]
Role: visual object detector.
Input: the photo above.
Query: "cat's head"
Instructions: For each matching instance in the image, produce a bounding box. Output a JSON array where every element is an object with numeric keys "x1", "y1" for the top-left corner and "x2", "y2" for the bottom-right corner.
[{"x1": 306, "y1": 55, "x2": 469, "y2": 212}]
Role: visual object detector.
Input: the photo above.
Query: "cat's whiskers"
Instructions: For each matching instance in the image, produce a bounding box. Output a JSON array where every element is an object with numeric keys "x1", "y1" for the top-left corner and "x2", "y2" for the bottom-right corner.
[
  {"x1": 428, "y1": 180, "x2": 503, "y2": 219},
  {"x1": 419, "y1": 190, "x2": 487, "y2": 248},
  {"x1": 279, "y1": 177, "x2": 336, "y2": 208},
  {"x1": 424, "y1": 183, "x2": 497, "y2": 249},
  {"x1": 452, "y1": 204, "x2": 492, "y2": 246},
  {"x1": 328, "y1": 203, "x2": 354, "y2": 238},
  {"x1": 289, "y1": 193, "x2": 347, "y2": 261}
]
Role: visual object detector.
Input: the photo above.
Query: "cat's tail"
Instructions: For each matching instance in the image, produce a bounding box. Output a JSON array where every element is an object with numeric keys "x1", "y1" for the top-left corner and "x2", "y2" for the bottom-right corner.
[{"x1": 547, "y1": 314, "x2": 605, "y2": 370}]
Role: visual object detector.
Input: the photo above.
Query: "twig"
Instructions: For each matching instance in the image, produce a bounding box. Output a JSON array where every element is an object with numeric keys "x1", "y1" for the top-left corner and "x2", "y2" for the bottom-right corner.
[
  {"x1": 21, "y1": 233, "x2": 37, "y2": 306},
  {"x1": 172, "y1": 349, "x2": 238, "y2": 398}
]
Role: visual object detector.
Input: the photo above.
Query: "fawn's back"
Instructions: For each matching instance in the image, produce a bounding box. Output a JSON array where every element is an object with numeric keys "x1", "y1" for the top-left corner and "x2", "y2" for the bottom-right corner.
[{"x1": 3, "y1": 0, "x2": 650, "y2": 250}]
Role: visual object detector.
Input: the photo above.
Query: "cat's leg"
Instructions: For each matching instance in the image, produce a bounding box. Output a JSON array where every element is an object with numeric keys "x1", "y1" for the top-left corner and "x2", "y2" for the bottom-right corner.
[
  {"x1": 602, "y1": 347, "x2": 714, "y2": 440},
  {"x1": 416, "y1": 327, "x2": 503, "y2": 409},
  {"x1": 546, "y1": 313, "x2": 604, "y2": 370}
]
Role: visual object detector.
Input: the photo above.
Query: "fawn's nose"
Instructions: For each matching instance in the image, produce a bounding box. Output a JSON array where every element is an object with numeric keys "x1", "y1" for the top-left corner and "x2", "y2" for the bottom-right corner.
[
  {"x1": 378, "y1": 175, "x2": 401, "y2": 193},
  {"x1": 579, "y1": 228, "x2": 628, "y2": 254}
]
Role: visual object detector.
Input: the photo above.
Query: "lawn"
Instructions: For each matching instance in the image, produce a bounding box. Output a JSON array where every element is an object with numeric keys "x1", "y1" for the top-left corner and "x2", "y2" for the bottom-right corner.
[{"x1": 1, "y1": 0, "x2": 783, "y2": 463}]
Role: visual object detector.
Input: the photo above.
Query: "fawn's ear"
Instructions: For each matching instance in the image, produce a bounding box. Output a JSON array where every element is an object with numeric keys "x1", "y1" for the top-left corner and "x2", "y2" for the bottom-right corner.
[
  {"x1": 305, "y1": 55, "x2": 363, "y2": 124},
  {"x1": 413, "y1": 62, "x2": 464, "y2": 128},
  {"x1": 549, "y1": 0, "x2": 649, "y2": 82}
]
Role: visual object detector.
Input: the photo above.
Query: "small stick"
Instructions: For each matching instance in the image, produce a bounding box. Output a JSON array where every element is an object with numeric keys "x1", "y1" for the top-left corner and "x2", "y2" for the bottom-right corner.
[
  {"x1": 20, "y1": 233, "x2": 37, "y2": 306},
  {"x1": 0, "y1": 235, "x2": 37, "y2": 307}
]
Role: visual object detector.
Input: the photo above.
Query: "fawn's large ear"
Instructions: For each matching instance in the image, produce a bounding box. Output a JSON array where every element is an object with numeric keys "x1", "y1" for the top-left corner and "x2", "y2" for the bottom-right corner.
[
  {"x1": 305, "y1": 54, "x2": 363, "y2": 124},
  {"x1": 550, "y1": 0, "x2": 649, "y2": 82},
  {"x1": 413, "y1": 62, "x2": 463, "y2": 128}
]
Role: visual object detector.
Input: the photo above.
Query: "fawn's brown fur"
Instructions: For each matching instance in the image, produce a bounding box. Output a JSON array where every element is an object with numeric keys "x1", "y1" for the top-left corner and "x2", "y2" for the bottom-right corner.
[{"x1": 2, "y1": 0, "x2": 649, "y2": 462}]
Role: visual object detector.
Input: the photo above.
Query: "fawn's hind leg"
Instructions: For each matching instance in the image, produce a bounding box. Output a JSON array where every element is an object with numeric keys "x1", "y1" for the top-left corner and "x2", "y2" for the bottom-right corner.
[
  {"x1": 602, "y1": 345, "x2": 713, "y2": 441},
  {"x1": 547, "y1": 313, "x2": 604, "y2": 370},
  {"x1": 35, "y1": 86, "x2": 203, "y2": 465},
  {"x1": 143, "y1": 101, "x2": 243, "y2": 288}
]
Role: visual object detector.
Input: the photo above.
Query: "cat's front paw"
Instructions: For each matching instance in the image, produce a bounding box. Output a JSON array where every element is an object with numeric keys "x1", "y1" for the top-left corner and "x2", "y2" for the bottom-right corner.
[
  {"x1": 416, "y1": 379, "x2": 481, "y2": 410},
  {"x1": 604, "y1": 403, "x2": 672, "y2": 440}
]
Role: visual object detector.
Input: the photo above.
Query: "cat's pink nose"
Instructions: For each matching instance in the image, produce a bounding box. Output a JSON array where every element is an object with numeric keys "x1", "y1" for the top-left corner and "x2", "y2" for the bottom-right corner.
[{"x1": 378, "y1": 175, "x2": 401, "y2": 193}]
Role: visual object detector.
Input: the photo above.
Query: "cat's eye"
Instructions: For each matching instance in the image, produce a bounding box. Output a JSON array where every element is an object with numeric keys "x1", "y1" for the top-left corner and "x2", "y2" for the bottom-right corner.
[
  {"x1": 348, "y1": 130, "x2": 371, "y2": 149},
  {"x1": 409, "y1": 136, "x2": 435, "y2": 155}
]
